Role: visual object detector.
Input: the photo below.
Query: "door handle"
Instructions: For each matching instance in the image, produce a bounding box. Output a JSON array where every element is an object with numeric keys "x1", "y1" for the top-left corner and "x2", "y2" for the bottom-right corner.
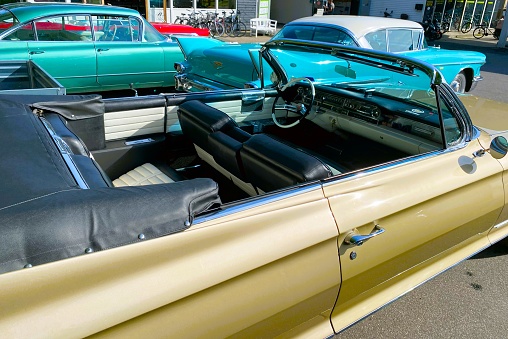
[
  {"x1": 29, "y1": 51, "x2": 44, "y2": 55},
  {"x1": 97, "y1": 48, "x2": 109, "y2": 52},
  {"x1": 344, "y1": 225, "x2": 385, "y2": 246}
]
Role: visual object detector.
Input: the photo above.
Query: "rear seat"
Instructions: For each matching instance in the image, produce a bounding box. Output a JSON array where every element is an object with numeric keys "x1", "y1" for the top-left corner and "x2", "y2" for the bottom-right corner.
[
  {"x1": 112, "y1": 163, "x2": 183, "y2": 187},
  {"x1": 43, "y1": 112, "x2": 183, "y2": 189}
]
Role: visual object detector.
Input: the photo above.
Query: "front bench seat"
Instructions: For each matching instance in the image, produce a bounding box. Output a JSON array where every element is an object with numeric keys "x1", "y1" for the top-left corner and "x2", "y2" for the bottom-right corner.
[
  {"x1": 240, "y1": 134, "x2": 333, "y2": 193},
  {"x1": 178, "y1": 100, "x2": 255, "y2": 193}
]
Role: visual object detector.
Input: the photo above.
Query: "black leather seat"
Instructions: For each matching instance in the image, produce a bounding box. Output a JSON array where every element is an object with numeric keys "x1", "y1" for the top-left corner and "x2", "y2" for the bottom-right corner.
[
  {"x1": 178, "y1": 100, "x2": 251, "y2": 179},
  {"x1": 240, "y1": 134, "x2": 332, "y2": 192}
]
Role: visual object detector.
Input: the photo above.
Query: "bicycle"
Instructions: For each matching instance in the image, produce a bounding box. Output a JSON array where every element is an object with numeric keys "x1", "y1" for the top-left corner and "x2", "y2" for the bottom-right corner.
[
  {"x1": 472, "y1": 23, "x2": 499, "y2": 39},
  {"x1": 224, "y1": 10, "x2": 246, "y2": 37},
  {"x1": 173, "y1": 13, "x2": 188, "y2": 25},
  {"x1": 461, "y1": 16, "x2": 487, "y2": 33},
  {"x1": 206, "y1": 11, "x2": 224, "y2": 37}
]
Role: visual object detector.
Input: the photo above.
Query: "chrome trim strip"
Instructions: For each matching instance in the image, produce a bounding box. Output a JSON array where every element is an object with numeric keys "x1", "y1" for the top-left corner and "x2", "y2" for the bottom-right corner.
[
  {"x1": 493, "y1": 219, "x2": 508, "y2": 229},
  {"x1": 175, "y1": 74, "x2": 232, "y2": 92},
  {"x1": 39, "y1": 117, "x2": 89, "y2": 189},
  {"x1": 322, "y1": 144, "x2": 466, "y2": 187},
  {"x1": 194, "y1": 182, "x2": 322, "y2": 224}
]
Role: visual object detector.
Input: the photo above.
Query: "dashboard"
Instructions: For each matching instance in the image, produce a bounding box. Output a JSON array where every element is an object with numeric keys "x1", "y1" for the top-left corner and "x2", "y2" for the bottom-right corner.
[{"x1": 299, "y1": 86, "x2": 447, "y2": 154}]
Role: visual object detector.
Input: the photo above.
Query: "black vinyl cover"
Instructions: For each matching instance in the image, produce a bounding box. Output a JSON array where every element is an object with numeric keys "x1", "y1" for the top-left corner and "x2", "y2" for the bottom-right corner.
[
  {"x1": 0, "y1": 95, "x2": 221, "y2": 274},
  {"x1": 0, "y1": 179, "x2": 220, "y2": 274}
]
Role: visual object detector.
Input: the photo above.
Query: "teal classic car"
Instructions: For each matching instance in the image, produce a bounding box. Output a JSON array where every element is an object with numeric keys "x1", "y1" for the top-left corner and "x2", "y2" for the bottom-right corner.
[
  {"x1": 0, "y1": 3, "x2": 183, "y2": 94},
  {"x1": 175, "y1": 16, "x2": 486, "y2": 94}
]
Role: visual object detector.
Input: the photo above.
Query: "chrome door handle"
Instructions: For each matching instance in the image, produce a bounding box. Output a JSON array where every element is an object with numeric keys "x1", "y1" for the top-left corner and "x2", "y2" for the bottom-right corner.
[
  {"x1": 97, "y1": 48, "x2": 109, "y2": 52},
  {"x1": 29, "y1": 51, "x2": 44, "y2": 55},
  {"x1": 344, "y1": 225, "x2": 385, "y2": 246}
]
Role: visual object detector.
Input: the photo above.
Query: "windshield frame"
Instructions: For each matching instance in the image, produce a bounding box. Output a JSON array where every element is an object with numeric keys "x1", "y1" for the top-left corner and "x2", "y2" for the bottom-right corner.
[{"x1": 260, "y1": 39, "x2": 442, "y2": 90}]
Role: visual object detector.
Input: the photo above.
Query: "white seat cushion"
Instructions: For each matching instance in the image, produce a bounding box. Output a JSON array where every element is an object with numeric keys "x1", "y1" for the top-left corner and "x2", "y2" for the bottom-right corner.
[{"x1": 113, "y1": 163, "x2": 174, "y2": 187}]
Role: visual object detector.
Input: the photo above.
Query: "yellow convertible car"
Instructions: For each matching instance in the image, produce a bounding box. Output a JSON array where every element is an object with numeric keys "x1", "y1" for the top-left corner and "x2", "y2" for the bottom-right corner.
[{"x1": 0, "y1": 39, "x2": 507, "y2": 338}]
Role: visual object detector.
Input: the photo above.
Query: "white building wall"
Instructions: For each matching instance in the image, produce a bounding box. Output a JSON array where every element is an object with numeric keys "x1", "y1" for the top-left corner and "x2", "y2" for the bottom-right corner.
[
  {"x1": 369, "y1": 0, "x2": 425, "y2": 22},
  {"x1": 271, "y1": 0, "x2": 313, "y2": 25}
]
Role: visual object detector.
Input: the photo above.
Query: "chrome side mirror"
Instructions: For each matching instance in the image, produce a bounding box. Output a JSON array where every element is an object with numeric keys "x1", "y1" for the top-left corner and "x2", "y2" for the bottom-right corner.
[{"x1": 490, "y1": 136, "x2": 508, "y2": 159}]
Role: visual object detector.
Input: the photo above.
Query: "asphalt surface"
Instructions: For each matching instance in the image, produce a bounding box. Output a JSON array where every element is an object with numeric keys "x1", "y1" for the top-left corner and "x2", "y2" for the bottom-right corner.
[{"x1": 221, "y1": 31, "x2": 508, "y2": 338}]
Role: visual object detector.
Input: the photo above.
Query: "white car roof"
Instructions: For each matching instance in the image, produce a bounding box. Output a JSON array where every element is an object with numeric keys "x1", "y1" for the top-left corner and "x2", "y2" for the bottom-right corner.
[{"x1": 288, "y1": 15, "x2": 423, "y2": 38}]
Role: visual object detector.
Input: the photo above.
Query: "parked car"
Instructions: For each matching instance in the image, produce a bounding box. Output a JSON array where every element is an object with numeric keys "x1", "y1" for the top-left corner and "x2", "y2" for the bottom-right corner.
[
  {"x1": 1, "y1": 38, "x2": 508, "y2": 338},
  {"x1": 174, "y1": 16, "x2": 486, "y2": 94},
  {"x1": 151, "y1": 22, "x2": 209, "y2": 37},
  {"x1": 272, "y1": 15, "x2": 486, "y2": 93},
  {"x1": 0, "y1": 3, "x2": 184, "y2": 94}
]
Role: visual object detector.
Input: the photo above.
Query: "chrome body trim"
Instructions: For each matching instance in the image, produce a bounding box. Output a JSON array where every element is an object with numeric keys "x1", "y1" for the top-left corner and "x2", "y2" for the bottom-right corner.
[
  {"x1": 322, "y1": 143, "x2": 467, "y2": 187},
  {"x1": 174, "y1": 74, "x2": 233, "y2": 92},
  {"x1": 39, "y1": 117, "x2": 89, "y2": 189},
  {"x1": 493, "y1": 219, "x2": 508, "y2": 229},
  {"x1": 194, "y1": 182, "x2": 323, "y2": 225},
  {"x1": 469, "y1": 75, "x2": 484, "y2": 91}
]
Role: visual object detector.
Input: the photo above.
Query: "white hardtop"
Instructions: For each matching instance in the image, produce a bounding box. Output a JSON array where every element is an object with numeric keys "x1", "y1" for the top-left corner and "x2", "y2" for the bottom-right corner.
[{"x1": 288, "y1": 15, "x2": 424, "y2": 38}]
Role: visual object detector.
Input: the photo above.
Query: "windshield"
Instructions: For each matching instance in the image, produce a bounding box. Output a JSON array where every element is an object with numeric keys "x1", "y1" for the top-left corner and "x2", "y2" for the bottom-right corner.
[{"x1": 263, "y1": 42, "x2": 437, "y2": 102}]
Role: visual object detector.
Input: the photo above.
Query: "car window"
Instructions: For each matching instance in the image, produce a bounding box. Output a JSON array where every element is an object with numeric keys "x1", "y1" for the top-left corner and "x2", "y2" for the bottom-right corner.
[
  {"x1": 412, "y1": 29, "x2": 424, "y2": 50},
  {"x1": 439, "y1": 93, "x2": 462, "y2": 146},
  {"x1": 364, "y1": 30, "x2": 387, "y2": 52},
  {"x1": 387, "y1": 29, "x2": 414, "y2": 52},
  {"x1": 3, "y1": 23, "x2": 34, "y2": 41},
  {"x1": 313, "y1": 27, "x2": 356, "y2": 45},
  {"x1": 32, "y1": 15, "x2": 92, "y2": 42},
  {"x1": 0, "y1": 9, "x2": 18, "y2": 35},
  {"x1": 275, "y1": 25, "x2": 357, "y2": 46},
  {"x1": 92, "y1": 15, "x2": 133, "y2": 42}
]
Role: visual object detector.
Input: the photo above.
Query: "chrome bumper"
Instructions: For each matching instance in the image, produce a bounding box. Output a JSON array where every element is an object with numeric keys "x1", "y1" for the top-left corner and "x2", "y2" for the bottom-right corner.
[
  {"x1": 174, "y1": 74, "x2": 231, "y2": 92},
  {"x1": 470, "y1": 75, "x2": 483, "y2": 91}
]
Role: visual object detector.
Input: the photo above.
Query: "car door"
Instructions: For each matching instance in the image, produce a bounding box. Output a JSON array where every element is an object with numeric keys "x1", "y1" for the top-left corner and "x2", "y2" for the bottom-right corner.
[
  {"x1": 0, "y1": 23, "x2": 32, "y2": 60},
  {"x1": 325, "y1": 88, "x2": 505, "y2": 332},
  {"x1": 26, "y1": 15, "x2": 97, "y2": 93},
  {"x1": 93, "y1": 15, "x2": 166, "y2": 90}
]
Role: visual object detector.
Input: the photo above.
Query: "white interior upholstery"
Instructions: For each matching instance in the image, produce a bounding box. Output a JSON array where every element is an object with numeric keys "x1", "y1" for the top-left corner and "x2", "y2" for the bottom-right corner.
[{"x1": 113, "y1": 163, "x2": 174, "y2": 187}]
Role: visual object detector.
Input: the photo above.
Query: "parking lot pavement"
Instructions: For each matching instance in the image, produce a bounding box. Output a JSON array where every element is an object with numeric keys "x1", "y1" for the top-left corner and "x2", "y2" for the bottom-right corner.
[{"x1": 435, "y1": 31, "x2": 508, "y2": 49}]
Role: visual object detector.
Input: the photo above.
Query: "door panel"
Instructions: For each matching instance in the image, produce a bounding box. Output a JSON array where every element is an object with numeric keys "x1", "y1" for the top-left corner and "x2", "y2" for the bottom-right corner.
[
  {"x1": 0, "y1": 186, "x2": 341, "y2": 338},
  {"x1": 95, "y1": 41, "x2": 165, "y2": 89},
  {"x1": 27, "y1": 41, "x2": 97, "y2": 92},
  {"x1": 325, "y1": 138, "x2": 504, "y2": 332}
]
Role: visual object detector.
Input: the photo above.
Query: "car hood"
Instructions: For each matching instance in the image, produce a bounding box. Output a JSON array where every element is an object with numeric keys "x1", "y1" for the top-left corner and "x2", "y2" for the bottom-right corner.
[
  {"x1": 400, "y1": 47, "x2": 486, "y2": 66},
  {"x1": 177, "y1": 38, "x2": 266, "y2": 88},
  {"x1": 459, "y1": 95, "x2": 508, "y2": 133}
]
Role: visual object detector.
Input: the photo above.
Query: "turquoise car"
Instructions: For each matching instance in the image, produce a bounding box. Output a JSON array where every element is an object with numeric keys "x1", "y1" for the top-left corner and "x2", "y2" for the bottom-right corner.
[
  {"x1": 0, "y1": 3, "x2": 183, "y2": 94},
  {"x1": 175, "y1": 16, "x2": 486, "y2": 94}
]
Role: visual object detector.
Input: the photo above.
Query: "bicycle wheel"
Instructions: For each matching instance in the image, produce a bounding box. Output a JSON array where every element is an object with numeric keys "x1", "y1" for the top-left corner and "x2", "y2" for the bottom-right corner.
[
  {"x1": 232, "y1": 21, "x2": 247, "y2": 37},
  {"x1": 225, "y1": 22, "x2": 234, "y2": 37},
  {"x1": 473, "y1": 27, "x2": 485, "y2": 39},
  {"x1": 461, "y1": 22, "x2": 472, "y2": 33}
]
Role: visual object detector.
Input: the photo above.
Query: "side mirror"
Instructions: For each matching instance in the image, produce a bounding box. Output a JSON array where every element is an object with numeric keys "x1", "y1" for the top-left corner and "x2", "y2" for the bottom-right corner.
[{"x1": 490, "y1": 136, "x2": 508, "y2": 159}]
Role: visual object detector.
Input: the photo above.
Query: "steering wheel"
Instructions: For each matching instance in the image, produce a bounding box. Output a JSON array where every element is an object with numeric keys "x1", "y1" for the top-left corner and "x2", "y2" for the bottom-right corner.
[{"x1": 271, "y1": 77, "x2": 315, "y2": 128}]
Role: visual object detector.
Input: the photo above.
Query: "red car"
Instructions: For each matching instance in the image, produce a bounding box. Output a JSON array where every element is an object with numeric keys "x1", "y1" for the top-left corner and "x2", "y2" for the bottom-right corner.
[{"x1": 151, "y1": 22, "x2": 209, "y2": 37}]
